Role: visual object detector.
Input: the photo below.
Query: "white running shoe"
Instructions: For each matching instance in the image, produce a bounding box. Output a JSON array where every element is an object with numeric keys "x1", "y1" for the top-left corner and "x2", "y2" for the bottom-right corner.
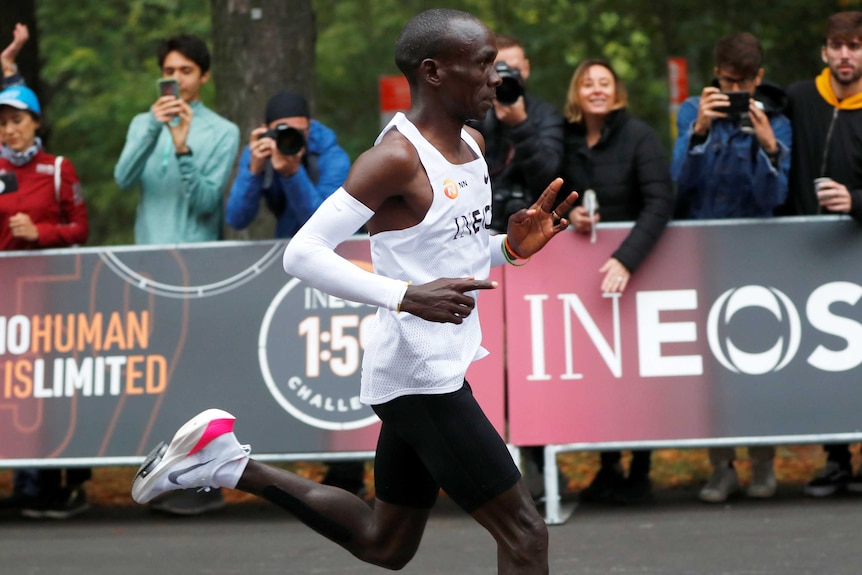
[{"x1": 131, "y1": 409, "x2": 251, "y2": 504}]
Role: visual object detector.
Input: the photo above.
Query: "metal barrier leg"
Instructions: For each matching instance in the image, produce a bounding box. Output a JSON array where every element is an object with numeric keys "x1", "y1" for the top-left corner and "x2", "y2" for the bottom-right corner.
[{"x1": 543, "y1": 444, "x2": 575, "y2": 525}]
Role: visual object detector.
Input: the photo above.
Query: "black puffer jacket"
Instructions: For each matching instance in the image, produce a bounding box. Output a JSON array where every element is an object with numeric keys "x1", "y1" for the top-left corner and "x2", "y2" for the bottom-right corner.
[
  {"x1": 561, "y1": 109, "x2": 673, "y2": 272},
  {"x1": 476, "y1": 94, "x2": 564, "y2": 232}
]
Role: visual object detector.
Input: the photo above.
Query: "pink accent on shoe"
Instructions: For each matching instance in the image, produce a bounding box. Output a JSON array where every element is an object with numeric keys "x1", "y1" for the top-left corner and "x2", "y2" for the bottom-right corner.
[{"x1": 188, "y1": 418, "x2": 235, "y2": 455}]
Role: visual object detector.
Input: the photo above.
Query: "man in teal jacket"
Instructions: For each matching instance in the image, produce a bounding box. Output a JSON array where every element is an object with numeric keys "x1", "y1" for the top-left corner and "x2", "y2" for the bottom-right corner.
[
  {"x1": 112, "y1": 34, "x2": 238, "y2": 516},
  {"x1": 114, "y1": 34, "x2": 239, "y2": 245}
]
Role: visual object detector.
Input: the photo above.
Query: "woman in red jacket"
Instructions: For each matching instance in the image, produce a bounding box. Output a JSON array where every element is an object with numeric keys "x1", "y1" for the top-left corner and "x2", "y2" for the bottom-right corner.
[
  {"x1": 0, "y1": 84, "x2": 88, "y2": 251},
  {"x1": 0, "y1": 83, "x2": 91, "y2": 519}
]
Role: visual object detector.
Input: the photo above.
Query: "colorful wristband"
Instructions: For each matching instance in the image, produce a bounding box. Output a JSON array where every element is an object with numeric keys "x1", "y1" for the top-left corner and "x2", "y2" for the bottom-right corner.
[{"x1": 503, "y1": 236, "x2": 530, "y2": 266}]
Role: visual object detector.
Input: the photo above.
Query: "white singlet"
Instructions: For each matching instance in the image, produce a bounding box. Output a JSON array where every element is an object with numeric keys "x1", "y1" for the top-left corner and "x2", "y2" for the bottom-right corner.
[{"x1": 361, "y1": 113, "x2": 493, "y2": 405}]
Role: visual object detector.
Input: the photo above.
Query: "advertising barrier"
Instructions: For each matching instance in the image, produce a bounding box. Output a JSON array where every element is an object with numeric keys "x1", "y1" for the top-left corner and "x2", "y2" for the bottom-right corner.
[
  {"x1": 2, "y1": 217, "x2": 861, "y2": 525},
  {"x1": 500, "y1": 216, "x2": 862, "y2": 522},
  {"x1": 0, "y1": 239, "x2": 504, "y2": 467}
]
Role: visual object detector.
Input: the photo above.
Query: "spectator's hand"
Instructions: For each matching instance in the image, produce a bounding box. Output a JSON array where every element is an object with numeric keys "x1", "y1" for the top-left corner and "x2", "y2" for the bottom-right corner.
[
  {"x1": 271, "y1": 145, "x2": 304, "y2": 178},
  {"x1": 817, "y1": 180, "x2": 853, "y2": 213},
  {"x1": 166, "y1": 99, "x2": 193, "y2": 154},
  {"x1": 8, "y1": 212, "x2": 38, "y2": 241},
  {"x1": 599, "y1": 257, "x2": 630, "y2": 294},
  {"x1": 1, "y1": 23, "x2": 28, "y2": 75},
  {"x1": 748, "y1": 100, "x2": 777, "y2": 154},
  {"x1": 248, "y1": 125, "x2": 272, "y2": 175},
  {"x1": 506, "y1": 177, "x2": 577, "y2": 258},
  {"x1": 568, "y1": 205, "x2": 600, "y2": 234},
  {"x1": 399, "y1": 277, "x2": 497, "y2": 324},
  {"x1": 692, "y1": 87, "x2": 728, "y2": 137},
  {"x1": 493, "y1": 96, "x2": 528, "y2": 126},
  {"x1": 151, "y1": 95, "x2": 183, "y2": 124}
]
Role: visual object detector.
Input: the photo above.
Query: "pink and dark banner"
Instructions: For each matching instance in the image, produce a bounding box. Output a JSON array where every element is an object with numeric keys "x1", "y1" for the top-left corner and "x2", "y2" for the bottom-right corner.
[
  {"x1": 2, "y1": 216, "x2": 861, "y2": 464},
  {"x1": 504, "y1": 217, "x2": 862, "y2": 446}
]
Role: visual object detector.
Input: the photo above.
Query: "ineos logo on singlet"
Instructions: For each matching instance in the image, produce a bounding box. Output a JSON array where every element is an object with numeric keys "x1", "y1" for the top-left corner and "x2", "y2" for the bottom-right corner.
[{"x1": 452, "y1": 204, "x2": 492, "y2": 239}]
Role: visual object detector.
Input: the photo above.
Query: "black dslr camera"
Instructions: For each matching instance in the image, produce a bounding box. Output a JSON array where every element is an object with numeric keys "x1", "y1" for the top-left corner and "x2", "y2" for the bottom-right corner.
[
  {"x1": 495, "y1": 62, "x2": 525, "y2": 105},
  {"x1": 264, "y1": 123, "x2": 305, "y2": 156}
]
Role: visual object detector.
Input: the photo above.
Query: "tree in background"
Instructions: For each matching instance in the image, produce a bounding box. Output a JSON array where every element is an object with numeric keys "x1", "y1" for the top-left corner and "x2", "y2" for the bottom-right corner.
[
  {"x1": 211, "y1": 0, "x2": 315, "y2": 240},
  {"x1": 2, "y1": 0, "x2": 859, "y2": 245}
]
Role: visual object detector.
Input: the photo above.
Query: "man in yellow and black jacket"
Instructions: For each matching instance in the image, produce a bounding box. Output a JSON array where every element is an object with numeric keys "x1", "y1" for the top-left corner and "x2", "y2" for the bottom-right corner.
[
  {"x1": 785, "y1": 11, "x2": 862, "y2": 223},
  {"x1": 784, "y1": 11, "x2": 862, "y2": 499}
]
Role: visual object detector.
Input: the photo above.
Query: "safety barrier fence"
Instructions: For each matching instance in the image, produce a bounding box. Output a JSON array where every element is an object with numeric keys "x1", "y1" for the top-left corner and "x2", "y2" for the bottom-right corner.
[{"x1": 1, "y1": 216, "x2": 860, "y2": 524}]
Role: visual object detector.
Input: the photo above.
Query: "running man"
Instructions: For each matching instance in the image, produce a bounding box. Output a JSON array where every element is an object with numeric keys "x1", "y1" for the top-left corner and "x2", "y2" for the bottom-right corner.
[{"x1": 132, "y1": 9, "x2": 576, "y2": 573}]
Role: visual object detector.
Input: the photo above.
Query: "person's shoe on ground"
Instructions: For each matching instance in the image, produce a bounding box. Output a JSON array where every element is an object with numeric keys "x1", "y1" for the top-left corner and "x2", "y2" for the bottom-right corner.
[
  {"x1": 21, "y1": 486, "x2": 90, "y2": 519},
  {"x1": 846, "y1": 467, "x2": 862, "y2": 494},
  {"x1": 131, "y1": 408, "x2": 251, "y2": 506},
  {"x1": 805, "y1": 461, "x2": 851, "y2": 497},
  {"x1": 699, "y1": 461, "x2": 739, "y2": 503},
  {"x1": 746, "y1": 458, "x2": 777, "y2": 498},
  {"x1": 613, "y1": 474, "x2": 652, "y2": 505},
  {"x1": 579, "y1": 464, "x2": 624, "y2": 503}
]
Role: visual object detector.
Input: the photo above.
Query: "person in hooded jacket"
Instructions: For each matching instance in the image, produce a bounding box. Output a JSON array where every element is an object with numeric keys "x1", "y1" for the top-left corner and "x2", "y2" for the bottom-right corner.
[
  {"x1": 671, "y1": 32, "x2": 791, "y2": 504},
  {"x1": 561, "y1": 59, "x2": 674, "y2": 505},
  {"x1": 226, "y1": 91, "x2": 350, "y2": 238},
  {"x1": 673, "y1": 32, "x2": 791, "y2": 221}
]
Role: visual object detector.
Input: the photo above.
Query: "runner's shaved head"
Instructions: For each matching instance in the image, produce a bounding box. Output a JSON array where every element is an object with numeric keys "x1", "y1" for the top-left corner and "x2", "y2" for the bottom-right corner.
[{"x1": 395, "y1": 9, "x2": 485, "y2": 86}]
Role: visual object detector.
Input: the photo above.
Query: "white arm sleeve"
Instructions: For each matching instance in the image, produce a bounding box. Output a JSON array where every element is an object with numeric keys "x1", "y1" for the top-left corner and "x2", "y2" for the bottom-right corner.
[
  {"x1": 489, "y1": 234, "x2": 508, "y2": 268},
  {"x1": 282, "y1": 187, "x2": 409, "y2": 311}
]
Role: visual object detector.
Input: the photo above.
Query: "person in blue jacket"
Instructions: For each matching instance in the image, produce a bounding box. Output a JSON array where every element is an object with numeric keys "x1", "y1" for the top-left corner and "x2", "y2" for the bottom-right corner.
[
  {"x1": 226, "y1": 90, "x2": 364, "y2": 495},
  {"x1": 671, "y1": 32, "x2": 791, "y2": 504},
  {"x1": 226, "y1": 91, "x2": 350, "y2": 238},
  {"x1": 672, "y1": 32, "x2": 791, "y2": 221}
]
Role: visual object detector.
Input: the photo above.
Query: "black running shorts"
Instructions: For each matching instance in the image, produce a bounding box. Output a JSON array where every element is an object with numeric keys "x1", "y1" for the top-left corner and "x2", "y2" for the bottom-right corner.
[{"x1": 371, "y1": 381, "x2": 521, "y2": 513}]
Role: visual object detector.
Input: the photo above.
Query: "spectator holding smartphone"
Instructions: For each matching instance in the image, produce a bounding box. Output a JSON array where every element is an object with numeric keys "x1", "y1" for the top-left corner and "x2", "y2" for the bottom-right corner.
[
  {"x1": 114, "y1": 34, "x2": 239, "y2": 245},
  {"x1": 672, "y1": 32, "x2": 791, "y2": 504},
  {"x1": 113, "y1": 34, "x2": 239, "y2": 515},
  {"x1": 673, "y1": 32, "x2": 790, "y2": 221}
]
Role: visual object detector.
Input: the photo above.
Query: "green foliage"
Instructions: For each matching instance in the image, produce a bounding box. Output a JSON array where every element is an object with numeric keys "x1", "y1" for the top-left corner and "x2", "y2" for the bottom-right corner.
[
  {"x1": 30, "y1": 0, "x2": 860, "y2": 245},
  {"x1": 37, "y1": 0, "x2": 212, "y2": 246}
]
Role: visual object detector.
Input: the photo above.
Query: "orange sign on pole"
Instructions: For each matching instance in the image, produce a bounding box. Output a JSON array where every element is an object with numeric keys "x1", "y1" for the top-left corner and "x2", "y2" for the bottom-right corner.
[
  {"x1": 667, "y1": 58, "x2": 689, "y2": 141},
  {"x1": 379, "y1": 75, "x2": 411, "y2": 128}
]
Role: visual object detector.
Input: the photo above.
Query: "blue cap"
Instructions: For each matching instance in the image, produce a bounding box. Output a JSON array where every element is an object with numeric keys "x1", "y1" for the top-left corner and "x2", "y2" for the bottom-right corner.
[{"x1": 0, "y1": 85, "x2": 41, "y2": 116}]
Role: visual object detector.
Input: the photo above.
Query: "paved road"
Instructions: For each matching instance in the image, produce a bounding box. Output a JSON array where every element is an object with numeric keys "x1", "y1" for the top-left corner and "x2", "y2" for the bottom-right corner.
[{"x1": 1, "y1": 486, "x2": 859, "y2": 574}]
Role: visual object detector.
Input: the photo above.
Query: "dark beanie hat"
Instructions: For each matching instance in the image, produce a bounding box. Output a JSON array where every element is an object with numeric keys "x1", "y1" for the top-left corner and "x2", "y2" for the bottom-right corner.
[{"x1": 265, "y1": 91, "x2": 310, "y2": 124}]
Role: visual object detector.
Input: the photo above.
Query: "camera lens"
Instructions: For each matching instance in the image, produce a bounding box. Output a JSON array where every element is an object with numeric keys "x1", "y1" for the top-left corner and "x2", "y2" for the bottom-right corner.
[
  {"x1": 265, "y1": 124, "x2": 305, "y2": 156},
  {"x1": 494, "y1": 62, "x2": 525, "y2": 105}
]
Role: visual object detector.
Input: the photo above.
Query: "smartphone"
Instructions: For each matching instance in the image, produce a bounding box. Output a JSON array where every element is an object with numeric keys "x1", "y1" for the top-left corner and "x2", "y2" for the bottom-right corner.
[
  {"x1": 157, "y1": 78, "x2": 180, "y2": 99},
  {"x1": 0, "y1": 172, "x2": 19, "y2": 195},
  {"x1": 719, "y1": 90, "x2": 751, "y2": 115}
]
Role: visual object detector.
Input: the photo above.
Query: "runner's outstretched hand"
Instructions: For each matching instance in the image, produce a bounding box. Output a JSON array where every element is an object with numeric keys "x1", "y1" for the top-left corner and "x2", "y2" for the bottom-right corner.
[
  {"x1": 399, "y1": 277, "x2": 497, "y2": 324},
  {"x1": 506, "y1": 178, "x2": 577, "y2": 258}
]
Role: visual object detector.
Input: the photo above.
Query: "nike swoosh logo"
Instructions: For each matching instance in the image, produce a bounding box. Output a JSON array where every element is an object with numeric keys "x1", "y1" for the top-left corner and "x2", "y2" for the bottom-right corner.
[
  {"x1": 483, "y1": 174, "x2": 489, "y2": 184},
  {"x1": 168, "y1": 459, "x2": 215, "y2": 485}
]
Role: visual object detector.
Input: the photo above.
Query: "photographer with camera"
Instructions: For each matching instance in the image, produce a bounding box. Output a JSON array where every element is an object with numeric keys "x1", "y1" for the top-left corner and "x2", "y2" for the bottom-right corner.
[
  {"x1": 226, "y1": 91, "x2": 350, "y2": 238},
  {"x1": 672, "y1": 33, "x2": 790, "y2": 504},
  {"x1": 673, "y1": 32, "x2": 791, "y2": 221},
  {"x1": 114, "y1": 34, "x2": 239, "y2": 245},
  {"x1": 474, "y1": 34, "x2": 563, "y2": 233},
  {"x1": 226, "y1": 91, "x2": 363, "y2": 497}
]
